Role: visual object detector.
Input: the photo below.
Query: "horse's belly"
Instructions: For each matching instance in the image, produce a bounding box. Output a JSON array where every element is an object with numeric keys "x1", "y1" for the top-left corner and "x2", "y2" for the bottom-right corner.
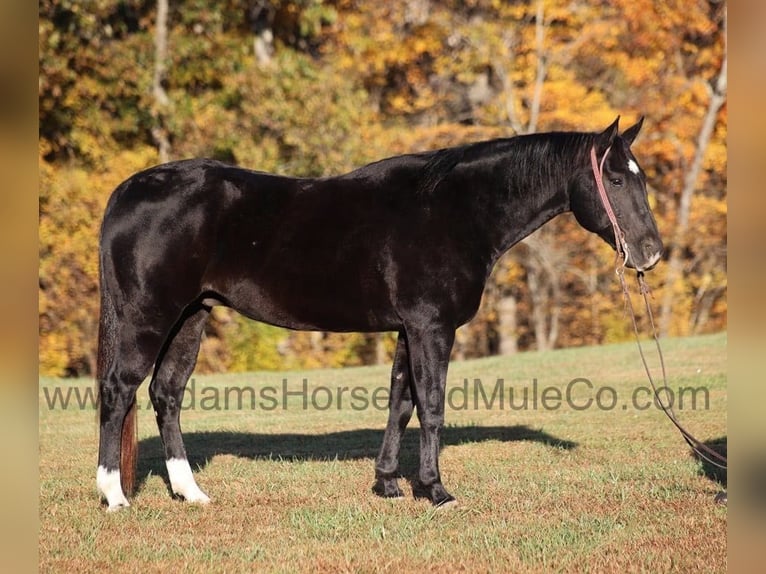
[{"x1": 210, "y1": 263, "x2": 400, "y2": 333}]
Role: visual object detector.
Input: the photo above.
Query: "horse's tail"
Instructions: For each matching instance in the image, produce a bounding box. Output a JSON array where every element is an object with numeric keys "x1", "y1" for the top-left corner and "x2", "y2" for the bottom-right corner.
[
  {"x1": 96, "y1": 267, "x2": 138, "y2": 496},
  {"x1": 120, "y1": 399, "x2": 138, "y2": 496}
]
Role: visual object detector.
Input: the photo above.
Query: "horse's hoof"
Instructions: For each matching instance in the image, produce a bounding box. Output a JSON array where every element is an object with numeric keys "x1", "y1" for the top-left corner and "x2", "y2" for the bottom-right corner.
[
  {"x1": 435, "y1": 495, "x2": 458, "y2": 509},
  {"x1": 105, "y1": 500, "x2": 130, "y2": 512},
  {"x1": 372, "y1": 478, "x2": 404, "y2": 499},
  {"x1": 413, "y1": 481, "x2": 456, "y2": 507},
  {"x1": 714, "y1": 491, "x2": 727, "y2": 505}
]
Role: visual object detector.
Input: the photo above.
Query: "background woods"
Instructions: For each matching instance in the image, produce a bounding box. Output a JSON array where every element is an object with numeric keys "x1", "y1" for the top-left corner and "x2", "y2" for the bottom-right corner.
[{"x1": 38, "y1": 0, "x2": 727, "y2": 377}]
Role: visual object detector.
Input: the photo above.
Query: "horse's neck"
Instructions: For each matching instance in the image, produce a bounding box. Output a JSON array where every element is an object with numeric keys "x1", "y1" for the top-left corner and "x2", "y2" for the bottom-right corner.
[
  {"x1": 477, "y1": 140, "x2": 583, "y2": 259},
  {"x1": 497, "y1": 185, "x2": 570, "y2": 250}
]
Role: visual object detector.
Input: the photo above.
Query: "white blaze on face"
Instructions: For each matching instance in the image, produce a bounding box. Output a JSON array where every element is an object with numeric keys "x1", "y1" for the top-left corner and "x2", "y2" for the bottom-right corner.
[{"x1": 627, "y1": 159, "x2": 639, "y2": 175}]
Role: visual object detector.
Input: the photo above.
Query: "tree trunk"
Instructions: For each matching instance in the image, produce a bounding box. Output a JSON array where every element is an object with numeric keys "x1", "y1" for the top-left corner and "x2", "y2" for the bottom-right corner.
[
  {"x1": 659, "y1": 15, "x2": 726, "y2": 336},
  {"x1": 527, "y1": 0, "x2": 546, "y2": 134},
  {"x1": 497, "y1": 295, "x2": 518, "y2": 355},
  {"x1": 522, "y1": 227, "x2": 564, "y2": 352},
  {"x1": 151, "y1": 0, "x2": 171, "y2": 163},
  {"x1": 493, "y1": 0, "x2": 559, "y2": 354},
  {"x1": 249, "y1": 2, "x2": 275, "y2": 67},
  {"x1": 375, "y1": 333, "x2": 388, "y2": 365}
]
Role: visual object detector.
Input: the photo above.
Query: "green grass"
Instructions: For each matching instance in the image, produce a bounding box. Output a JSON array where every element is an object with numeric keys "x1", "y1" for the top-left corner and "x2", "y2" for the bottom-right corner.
[{"x1": 39, "y1": 333, "x2": 727, "y2": 573}]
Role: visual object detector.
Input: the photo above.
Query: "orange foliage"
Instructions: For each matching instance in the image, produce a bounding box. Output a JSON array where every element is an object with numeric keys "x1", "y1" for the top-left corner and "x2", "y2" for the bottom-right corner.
[{"x1": 39, "y1": 0, "x2": 726, "y2": 375}]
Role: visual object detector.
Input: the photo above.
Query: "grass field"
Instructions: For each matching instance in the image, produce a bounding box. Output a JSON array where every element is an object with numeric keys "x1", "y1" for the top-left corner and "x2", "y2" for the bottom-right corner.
[{"x1": 39, "y1": 332, "x2": 727, "y2": 573}]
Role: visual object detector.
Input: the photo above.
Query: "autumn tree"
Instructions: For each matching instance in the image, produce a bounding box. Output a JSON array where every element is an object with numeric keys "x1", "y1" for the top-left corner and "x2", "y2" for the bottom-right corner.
[{"x1": 38, "y1": 0, "x2": 727, "y2": 376}]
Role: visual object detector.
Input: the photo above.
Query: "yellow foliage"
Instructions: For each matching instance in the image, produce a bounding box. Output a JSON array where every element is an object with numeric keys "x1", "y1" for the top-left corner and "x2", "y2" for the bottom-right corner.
[{"x1": 38, "y1": 0, "x2": 726, "y2": 376}]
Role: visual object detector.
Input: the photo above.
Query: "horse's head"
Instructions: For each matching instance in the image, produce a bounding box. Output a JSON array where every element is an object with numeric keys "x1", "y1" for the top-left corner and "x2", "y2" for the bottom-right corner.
[{"x1": 570, "y1": 117, "x2": 664, "y2": 272}]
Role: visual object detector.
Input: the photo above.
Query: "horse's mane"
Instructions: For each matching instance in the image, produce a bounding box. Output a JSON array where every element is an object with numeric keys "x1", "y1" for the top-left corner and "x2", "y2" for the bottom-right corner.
[
  {"x1": 417, "y1": 145, "x2": 467, "y2": 196},
  {"x1": 339, "y1": 130, "x2": 596, "y2": 199},
  {"x1": 419, "y1": 131, "x2": 595, "y2": 198}
]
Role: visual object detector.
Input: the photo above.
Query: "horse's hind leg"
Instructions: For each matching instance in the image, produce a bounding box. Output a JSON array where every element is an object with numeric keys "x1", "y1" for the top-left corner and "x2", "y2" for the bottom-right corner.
[
  {"x1": 97, "y1": 295, "x2": 170, "y2": 511},
  {"x1": 373, "y1": 332, "x2": 414, "y2": 498},
  {"x1": 149, "y1": 304, "x2": 210, "y2": 504}
]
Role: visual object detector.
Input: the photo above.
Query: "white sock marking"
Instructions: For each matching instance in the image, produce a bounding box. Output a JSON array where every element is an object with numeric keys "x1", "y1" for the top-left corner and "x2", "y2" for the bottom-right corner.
[
  {"x1": 627, "y1": 159, "x2": 639, "y2": 174},
  {"x1": 97, "y1": 466, "x2": 130, "y2": 511},
  {"x1": 166, "y1": 458, "x2": 211, "y2": 504}
]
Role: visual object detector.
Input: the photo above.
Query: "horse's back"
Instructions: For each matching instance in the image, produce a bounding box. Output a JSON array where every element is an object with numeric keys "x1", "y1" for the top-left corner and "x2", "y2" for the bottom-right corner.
[
  {"x1": 102, "y1": 158, "x2": 297, "y2": 223},
  {"x1": 99, "y1": 160, "x2": 296, "y2": 305}
]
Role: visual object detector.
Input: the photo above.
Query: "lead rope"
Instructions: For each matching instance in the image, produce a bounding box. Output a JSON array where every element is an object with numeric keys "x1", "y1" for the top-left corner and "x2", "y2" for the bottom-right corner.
[{"x1": 589, "y1": 145, "x2": 727, "y2": 475}]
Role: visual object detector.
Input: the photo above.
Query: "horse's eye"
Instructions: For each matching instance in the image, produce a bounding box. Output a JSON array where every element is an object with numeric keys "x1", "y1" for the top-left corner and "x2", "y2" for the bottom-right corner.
[{"x1": 610, "y1": 178, "x2": 623, "y2": 187}]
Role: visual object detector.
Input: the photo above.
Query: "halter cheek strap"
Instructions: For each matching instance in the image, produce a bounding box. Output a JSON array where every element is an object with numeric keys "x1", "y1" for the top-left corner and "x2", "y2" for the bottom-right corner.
[{"x1": 590, "y1": 145, "x2": 629, "y2": 268}]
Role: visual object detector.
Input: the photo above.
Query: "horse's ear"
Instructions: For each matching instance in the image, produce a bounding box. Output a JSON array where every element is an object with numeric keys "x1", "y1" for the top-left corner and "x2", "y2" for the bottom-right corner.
[
  {"x1": 621, "y1": 116, "x2": 644, "y2": 146},
  {"x1": 596, "y1": 116, "x2": 620, "y2": 153}
]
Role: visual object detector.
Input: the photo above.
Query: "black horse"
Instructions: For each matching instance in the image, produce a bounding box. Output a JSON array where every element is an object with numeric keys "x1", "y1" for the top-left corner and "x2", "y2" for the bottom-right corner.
[{"x1": 96, "y1": 117, "x2": 662, "y2": 510}]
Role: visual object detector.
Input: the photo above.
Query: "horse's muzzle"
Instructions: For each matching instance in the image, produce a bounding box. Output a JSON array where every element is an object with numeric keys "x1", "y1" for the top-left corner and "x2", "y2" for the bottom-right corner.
[
  {"x1": 635, "y1": 250, "x2": 662, "y2": 272},
  {"x1": 631, "y1": 239, "x2": 663, "y2": 272}
]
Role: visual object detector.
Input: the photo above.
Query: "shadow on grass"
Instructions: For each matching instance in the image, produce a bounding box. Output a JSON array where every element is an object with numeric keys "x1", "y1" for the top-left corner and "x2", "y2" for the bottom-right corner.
[
  {"x1": 692, "y1": 436, "x2": 727, "y2": 488},
  {"x1": 136, "y1": 424, "x2": 576, "y2": 494}
]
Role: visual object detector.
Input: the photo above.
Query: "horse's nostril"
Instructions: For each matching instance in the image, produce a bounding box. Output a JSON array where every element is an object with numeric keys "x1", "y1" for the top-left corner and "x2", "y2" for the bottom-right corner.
[
  {"x1": 635, "y1": 240, "x2": 663, "y2": 271},
  {"x1": 643, "y1": 240, "x2": 663, "y2": 259}
]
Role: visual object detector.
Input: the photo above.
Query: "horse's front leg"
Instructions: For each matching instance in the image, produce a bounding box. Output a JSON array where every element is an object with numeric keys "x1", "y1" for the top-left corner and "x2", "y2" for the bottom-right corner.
[{"x1": 405, "y1": 323, "x2": 456, "y2": 507}]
